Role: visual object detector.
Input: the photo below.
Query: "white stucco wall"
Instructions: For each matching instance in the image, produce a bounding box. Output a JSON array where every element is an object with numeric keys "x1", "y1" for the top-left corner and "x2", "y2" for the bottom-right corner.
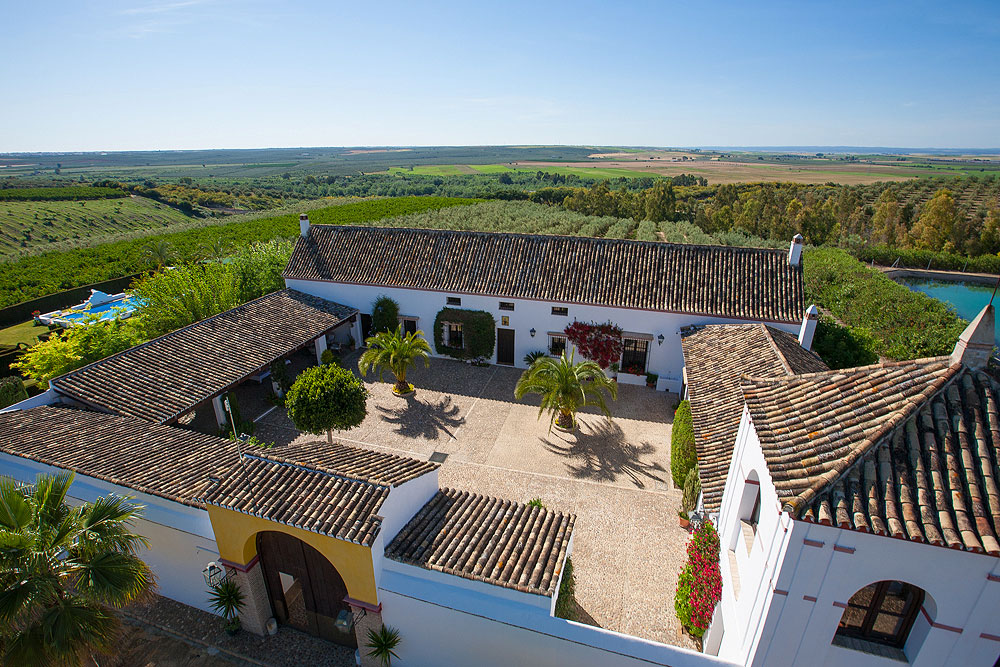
[
  {"x1": 378, "y1": 563, "x2": 737, "y2": 667},
  {"x1": 285, "y1": 277, "x2": 800, "y2": 393},
  {"x1": 712, "y1": 411, "x2": 1000, "y2": 667},
  {"x1": 0, "y1": 452, "x2": 219, "y2": 613},
  {"x1": 369, "y1": 469, "x2": 440, "y2": 585}
]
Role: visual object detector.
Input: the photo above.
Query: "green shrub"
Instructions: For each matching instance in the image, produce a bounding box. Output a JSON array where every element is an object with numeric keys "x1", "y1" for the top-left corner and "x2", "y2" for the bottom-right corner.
[
  {"x1": 524, "y1": 350, "x2": 548, "y2": 365},
  {"x1": 433, "y1": 308, "x2": 496, "y2": 360},
  {"x1": 285, "y1": 364, "x2": 368, "y2": 442},
  {"x1": 811, "y1": 317, "x2": 879, "y2": 369},
  {"x1": 0, "y1": 376, "x2": 28, "y2": 408},
  {"x1": 671, "y1": 400, "x2": 696, "y2": 488},
  {"x1": 682, "y1": 466, "x2": 701, "y2": 514},
  {"x1": 804, "y1": 247, "x2": 967, "y2": 360},
  {"x1": 320, "y1": 348, "x2": 340, "y2": 366},
  {"x1": 527, "y1": 497, "x2": 544, "y2": 508},
  {"x1": 852, "y1": 244, "x2": 1000, "y2": 275},
  {"x1": 554, "y1": 557, "x2": 575, "y2": 620},
  {"x1": 371, "y1": 296, "x2": 400, "y2": 335}
]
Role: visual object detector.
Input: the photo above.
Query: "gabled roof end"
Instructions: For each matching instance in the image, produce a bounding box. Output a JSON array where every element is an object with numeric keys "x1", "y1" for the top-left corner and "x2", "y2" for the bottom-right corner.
[{"x1": 951, "y1": 304, "x2": 994, "y2": 370}]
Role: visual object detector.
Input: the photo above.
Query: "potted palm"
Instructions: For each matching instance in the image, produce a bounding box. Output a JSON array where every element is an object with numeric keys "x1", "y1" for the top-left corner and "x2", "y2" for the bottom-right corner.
[
  {"x1": 514, "y1": 351, "x2": 618, "y2": 432},
  {"x1": 609, "y1": 362, "x2": 619, "y2": 382},
  {"x1": 359, "y1": 325, "x2": 431, "y2": 397},
  {"x1": 646, "y1": 372, "x2": 659, "y2": 389},
  {"x1": 365, "y1": 625, "x2": 402, "y2": 666},
  {"x1": 208, "y1": 579, "x2": 246, "y2": 635}
]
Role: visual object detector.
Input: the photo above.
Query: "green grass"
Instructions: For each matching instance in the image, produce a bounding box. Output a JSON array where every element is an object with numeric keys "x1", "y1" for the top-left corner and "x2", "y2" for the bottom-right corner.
[
  {"x1": 468, "y1": 164, "x2": 515, "y2": 174},
  {"x1": 0, "y1": 196, "x2": 195, "y2": 257},
  {"x1": 0, "y1": 320, "x2": 43, "y2": 348},
  {"x1": 387, "y1": 165, "x2": 467, "y2": 176}
]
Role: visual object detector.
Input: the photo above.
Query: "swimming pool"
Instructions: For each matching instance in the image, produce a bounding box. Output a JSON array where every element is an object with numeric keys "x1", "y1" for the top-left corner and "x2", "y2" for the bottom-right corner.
[
  {"x1": 37, "y1": 290, "x2": 142, "y2": 327},
  {"x1": 899, "y1": 278, "x2": 999, "y2": 347}
]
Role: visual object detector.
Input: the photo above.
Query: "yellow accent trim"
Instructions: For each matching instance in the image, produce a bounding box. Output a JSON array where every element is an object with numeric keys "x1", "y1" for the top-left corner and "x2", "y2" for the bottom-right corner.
[{"x1": 206, "y1": 506, "x2": 378, "y2": 605}]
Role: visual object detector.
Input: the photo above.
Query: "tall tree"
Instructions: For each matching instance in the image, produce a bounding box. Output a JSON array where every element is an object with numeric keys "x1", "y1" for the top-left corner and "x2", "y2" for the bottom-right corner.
[
  {"x1": 910, "y1": 188, "x2": 959, "y2": 252},
  {"x1": 642, "y1": 180, "x2": 676, "y2": 222},
  {"x1": 0, "y1": 472, "x2": 154, "y2": 666}
]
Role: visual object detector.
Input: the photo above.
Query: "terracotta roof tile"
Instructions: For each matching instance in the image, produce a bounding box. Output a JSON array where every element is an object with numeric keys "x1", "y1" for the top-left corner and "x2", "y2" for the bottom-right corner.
[
  {"x1": 268, "y1": 439, "x2": 438, "y2": 488},
  {"x1": 285, "y1": 226, "x2": 805, "y2": 322},
  {"x1": 681, "y1": 324, "x2": 827, "y2": 512},
  {"x1": 51, "y1": 289, "x2": 357, "y2": 424},
  {"x1": 386, "y1": 488, "x2": 576, "y2": 596}
]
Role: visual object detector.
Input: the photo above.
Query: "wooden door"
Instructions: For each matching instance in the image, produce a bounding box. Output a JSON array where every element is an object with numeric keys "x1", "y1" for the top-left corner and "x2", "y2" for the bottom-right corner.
[
  {"x1": 497, "y1": 328, "x2": 515, "y2": 365},
  {"x1": 360, "y1": 314, "x2": 373, "y2": 342},
  {"x1": 403, "y1": 319, "x2": 417, "y2": 336}
]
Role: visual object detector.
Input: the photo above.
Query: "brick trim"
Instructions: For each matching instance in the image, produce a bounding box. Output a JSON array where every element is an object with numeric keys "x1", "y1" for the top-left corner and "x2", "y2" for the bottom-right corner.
[
  {"x1": 832, "y1": 601, "x2": 848, "y2": 609},
  {"x1": 920, "y1": 606, "x2": 963, "y2": 634},
  {"x1": 832, "y1": 545, "x2": 856, "y2": 554},
  {"x1": 803, "y1": 538, "x2": 825, "y2": 548},
  {"x1": 344, "y1": 596, "x2": 382, "y2": 614},
  {"x1": 773, "y1": 589, "x2": 789, "y2": 596},
  {"x1": 219, "y1": 554, "x2": 259, "y2": 573},
  {"x1": 745, "y1": 479, "x2": 760, "y2": 486},
  {"x1": 987, "y1": 573, "x2": 1000, "y2": 583},
  {"x1": 803, "y1": 595, "x2": 818, "y2": 602},
  {"x1": 981, "y1": 632, "x2": 1000, "y2": 642}
]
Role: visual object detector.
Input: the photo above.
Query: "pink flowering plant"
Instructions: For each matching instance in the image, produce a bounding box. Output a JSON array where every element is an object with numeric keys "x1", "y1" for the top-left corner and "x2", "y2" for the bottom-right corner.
[
  {"x1": 563, "y1": 320, "x2": 623, "y2": 369},
  {"x1": 674, "y1": 520, "x2": 722, "y2": 638}
]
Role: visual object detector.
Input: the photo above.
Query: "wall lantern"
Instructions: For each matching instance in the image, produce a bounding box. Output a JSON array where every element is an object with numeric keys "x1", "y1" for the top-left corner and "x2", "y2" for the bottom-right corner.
[
  {"x1": 335, "y1": 607, "x2": 367, "y2": 632},
  {"x1": 202, "y1": 561, "x2": 225, "y2": 587},
  {"x1": 657, "y1": 333, "x2": 665, "y2": 346},
  {"x1": 530, "y1": 328, "x2": 536, "y2": 337}
]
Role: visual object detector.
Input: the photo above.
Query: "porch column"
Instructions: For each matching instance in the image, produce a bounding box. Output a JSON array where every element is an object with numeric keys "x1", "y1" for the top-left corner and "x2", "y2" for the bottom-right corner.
[
  {"x1": 211, "y1": 395, "x2": 227, "y2": 431},
  {"x1": 351, "y1": 603, "x2": 385, "y2": 667},
  {"x1": 315, "y1": 334, "x2": 328, "y2": 365},
  {"x1": 231, "y1": 560, "x2": 271, "y2": 636},
  {"x1": 351, "y1": 316, "x2": 363, "y2": 349}
]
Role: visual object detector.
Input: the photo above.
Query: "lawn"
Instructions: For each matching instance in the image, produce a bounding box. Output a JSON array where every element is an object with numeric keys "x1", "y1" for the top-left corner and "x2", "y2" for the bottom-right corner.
[{"x1": 0, "y1": 320, "x2": 44, "y2": 348}]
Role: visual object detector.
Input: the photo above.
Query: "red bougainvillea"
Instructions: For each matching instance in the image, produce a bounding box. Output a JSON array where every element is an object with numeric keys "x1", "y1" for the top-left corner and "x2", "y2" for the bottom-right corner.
[
  {"x1": 563, "y1": 320, "x2": 623, "y2": 369},
  {"x1": 674, "y1": 520, "x2": 722, "y2": 638}
]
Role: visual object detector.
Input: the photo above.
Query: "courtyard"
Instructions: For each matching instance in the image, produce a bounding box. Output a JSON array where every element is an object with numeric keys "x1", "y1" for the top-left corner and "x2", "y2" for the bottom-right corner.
[{"x1": 253, "y1": 353, "x2": 697, "y2": 649}]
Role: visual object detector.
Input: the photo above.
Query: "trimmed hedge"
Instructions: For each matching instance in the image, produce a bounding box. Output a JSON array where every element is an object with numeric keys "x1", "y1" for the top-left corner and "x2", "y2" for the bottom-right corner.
[
  {"x1": 812, "y1": 318, "x2": 879, "y2": 370},
  {"x1": 0, "y1": 376, "x2": 28, "y2": 408},
  {"x1": 433, "y1": 308, "x2": 496, "y2": 360},
  {"x1": 682, "y1": 466, "x2": 701, "y2": 514},
  {"x1": 371, "y1": 295, "x2": 400, "y2": 336},
  {"x1": 852, "y1": 245, "x2": 1000, "y2": 275},
  {"x1": 671, "y1": 400, "x2": 696, "y2": 488},
  {"x1": 804, "y1": 247, "x2": 967, "y2": 360}
]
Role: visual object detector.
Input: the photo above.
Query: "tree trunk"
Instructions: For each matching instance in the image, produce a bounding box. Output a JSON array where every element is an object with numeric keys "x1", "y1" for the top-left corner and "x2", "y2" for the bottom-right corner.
[
  {"x1": 327, "y1": 429, "x2": 333, "y2": 445},
  {"x1": 557, "y1": 409, "x2": 574, "y2": 430}
]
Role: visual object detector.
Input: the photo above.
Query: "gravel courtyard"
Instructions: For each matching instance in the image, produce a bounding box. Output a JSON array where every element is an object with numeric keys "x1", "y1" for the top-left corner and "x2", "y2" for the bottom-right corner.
[{"x1": 256, "y1": 354, "x2": 696, "y2": 649}]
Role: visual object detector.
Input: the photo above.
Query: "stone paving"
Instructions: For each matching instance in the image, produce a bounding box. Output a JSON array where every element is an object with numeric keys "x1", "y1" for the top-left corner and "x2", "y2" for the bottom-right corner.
[{"x1": 255, "y1": 354, "x2": 698, "y2": 650}]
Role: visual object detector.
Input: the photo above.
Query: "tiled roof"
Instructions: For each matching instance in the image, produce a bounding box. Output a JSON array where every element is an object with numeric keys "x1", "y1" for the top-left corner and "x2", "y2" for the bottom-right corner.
[
  {"x1": 386, "y1": 488, "x2": 576, "y2": 596},
  {"x1": 200, "y1": 454, "x2": 390, "y2": 546},
  {"x1": 680, "y1": 324, "x2": 827, "y2": 512},
  {"x1": 285, "y1": 226, "x2": 805, "y2": 322},
  {"x1": 743, "y1": 358, "x2": 1000, "y2": 556},
  {"x1": 51, "y1": 289, "x2": 357, "y2": 424},
  {"x1": 269, "y1": 439, "x2": 438, "y2": 487},
  {"x1": 0, "y1": 405, "x2": 234, "y2": 507}
]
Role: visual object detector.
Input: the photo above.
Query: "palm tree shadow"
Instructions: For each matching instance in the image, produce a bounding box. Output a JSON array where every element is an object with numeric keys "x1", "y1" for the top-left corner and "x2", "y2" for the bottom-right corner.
[
  {"x1": 541, "y1": 419, "x2": 665, "y2": 488},
  {"x1": 376, "y1": 394, "x2": 466, "y2": 441}
]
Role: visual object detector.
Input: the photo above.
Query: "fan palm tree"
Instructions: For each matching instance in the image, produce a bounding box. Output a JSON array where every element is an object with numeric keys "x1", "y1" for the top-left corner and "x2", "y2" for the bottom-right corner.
[
  {"x1": 142, "y1": 239, "x2": 175, "y2": 271},
  {"x1": 515, "y1": 351, "x2": 618, "y2": 431},
  {"x1": 359, "y1": 325, "x2": 431, "y2": 395},
  {"x1": 0, "y1": 472, "x2": 155, "y2": 666}
]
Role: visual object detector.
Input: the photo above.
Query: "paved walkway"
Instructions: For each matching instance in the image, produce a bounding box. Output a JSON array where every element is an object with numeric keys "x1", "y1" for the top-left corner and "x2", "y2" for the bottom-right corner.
[{"x1": 256, "y1": 356, "x2": 697, "y2": 649}]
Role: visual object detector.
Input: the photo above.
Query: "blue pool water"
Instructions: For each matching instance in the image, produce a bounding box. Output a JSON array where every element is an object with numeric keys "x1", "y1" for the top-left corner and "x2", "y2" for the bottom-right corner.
[
  {"x1": 900, "y1": 278, "x2": 999, "y2": 346},
  {"x1": 60, "y1": 295, "x2": 142, "y2": 323}
]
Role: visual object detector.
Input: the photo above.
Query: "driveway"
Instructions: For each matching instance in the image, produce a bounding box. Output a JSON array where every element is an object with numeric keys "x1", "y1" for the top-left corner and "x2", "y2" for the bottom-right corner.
[{"x1": 255, "y1": 355, "x2": 696, "y2": 649}]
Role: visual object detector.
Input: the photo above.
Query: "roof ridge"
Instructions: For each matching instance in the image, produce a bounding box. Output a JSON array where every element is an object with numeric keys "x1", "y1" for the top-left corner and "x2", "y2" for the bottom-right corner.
[
  {"x1": 781, "y1": 362, "x2": 963, "y2": 515},
  {"x1": 759, "y1": 325, "x2": 795, "y2": 376},
  {"x1": 742, "y1": 354, "x2": 954, "y2": 387},
  {"x1": 311, "y1": 223, "x2": 788, "y2": 255}
]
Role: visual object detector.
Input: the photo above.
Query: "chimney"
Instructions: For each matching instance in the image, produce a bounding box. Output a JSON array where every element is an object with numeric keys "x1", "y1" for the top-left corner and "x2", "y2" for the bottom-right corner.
[
  {"x1": 788, "y1": 233, "x2": 803, "y2": 266},
  {"x1": 798, "y1": 304, "x2": 819, "y2": 350},
  {"x1": 951, "y1": 304, "x2": 995, "y2": 369},
  {"x1": 299, "y1": 213, "x2": 310, "y2": 238}
]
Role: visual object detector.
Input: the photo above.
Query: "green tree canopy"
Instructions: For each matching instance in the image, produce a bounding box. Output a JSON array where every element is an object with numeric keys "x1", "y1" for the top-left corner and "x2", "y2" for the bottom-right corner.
[
  {"x1": 371, "y1": 296, "x2": 401, "y2": 335},
  {"x1": 0, "y1": 472, "x2": 154, "y2": 666},
  {"x1": 910, "y1": 188, "x2": 959, "y2": 252},
  {"x1": 671, "y1": 400, "x2": 696, "y2": 488},
  {"x1": 514, "y1": 351, "x2": 617, "y2": 431},
  {"x1": 359, "y1": 325, "x2": 431, "y2": 394},
  {"x1": 286, "y1": 364, "x2": 369, "y2": 444}
]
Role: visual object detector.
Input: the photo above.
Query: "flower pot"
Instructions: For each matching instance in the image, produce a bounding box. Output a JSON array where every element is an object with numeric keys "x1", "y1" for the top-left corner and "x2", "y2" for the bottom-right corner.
[
  {"x1": 646, "y1": 382, "x2": 655, "y2": 389},
  {"x1": 392, "y1": 383, "x2": 415, "y2": 397},
  {"x1": 679, "y1": 516, "x2": 690, "y2": 528}
]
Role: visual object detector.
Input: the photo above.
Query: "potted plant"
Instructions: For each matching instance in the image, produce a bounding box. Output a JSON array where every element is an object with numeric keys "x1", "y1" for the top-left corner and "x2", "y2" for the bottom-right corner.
[
  {"x1": 609, "y1": 362, "x2": 619, "y2": 381},
  {"x1": 515, "y1": 351, "x2": 618, "y2": 432},
  {"x1": 365, "y1": 624, "x2": 402, "y2": 667},
  {"x1": 646, "y1": 372, "x2": 658, "y2": 389},
  {"x1": 678, "y1": 509, "x2": 690, "y2": 528},
  {"x1": 359, "y1": 325, "x2": 431, "y2": 397},
  {"x1": 208, "y1": 579, "x2": 245, "y2": 636}
]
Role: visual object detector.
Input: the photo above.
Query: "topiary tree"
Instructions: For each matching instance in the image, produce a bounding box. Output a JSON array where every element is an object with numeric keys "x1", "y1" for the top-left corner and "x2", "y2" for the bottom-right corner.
[
  {"x1": 671, "y1": 400, "x2": 696, "y2": 488},
  {"x1": 371, "y1": 296, "x2": 400, "y2": 336},
  {"x1": 286, "y1": 364, "x2": 368, "y2": 445},
  {"x1": 0, "y1": 376, "x2": 28, "y2": 409},
  {"x1": 682, "y1": 466, "x2": 701, "y2": 514}
]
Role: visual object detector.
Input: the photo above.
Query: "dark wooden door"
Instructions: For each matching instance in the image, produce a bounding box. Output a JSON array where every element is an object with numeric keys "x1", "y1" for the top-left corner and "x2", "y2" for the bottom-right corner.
[
  {"x1": 360, "y1": 314, "x2": 372, "y2": 342},
  {"x1": 497, "y1": 328, "x2": 515, "y2": 365},
  {"x1": 403, "y1": 319, "x2": 417, "y2": 336},
  {"x1": 257, "y1": 531, "x2": 356, "y2": 647}
]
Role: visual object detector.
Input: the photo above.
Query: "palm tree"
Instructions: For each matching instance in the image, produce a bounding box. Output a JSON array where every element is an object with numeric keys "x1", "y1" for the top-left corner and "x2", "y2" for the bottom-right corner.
[
  {"x1": 359, "y1": 325, "x2": 431, "y2": 395},
  {"x1": 142, "y1": 239, "x2": 175, "y2": 271},
  {"x1": 0, "y1": 472, "x2": 155, "y2": 666},
  {"x1": 200, "y1": 238, "x2": 233, "y2": 262},
  {"x1": 515, "y1": 351, "x2": 618, "y2": 431}
]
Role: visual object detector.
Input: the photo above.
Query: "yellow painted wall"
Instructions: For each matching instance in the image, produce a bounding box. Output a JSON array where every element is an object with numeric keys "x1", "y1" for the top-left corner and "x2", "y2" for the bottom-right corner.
[{"x1": 206, "y1": 505, "x2": 379, "y2": 605}]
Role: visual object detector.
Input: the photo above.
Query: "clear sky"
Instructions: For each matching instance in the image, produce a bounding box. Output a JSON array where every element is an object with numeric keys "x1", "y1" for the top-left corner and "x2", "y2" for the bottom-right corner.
[{"x1": 2, "y1": 0, "x2": 998, "y2": 151}]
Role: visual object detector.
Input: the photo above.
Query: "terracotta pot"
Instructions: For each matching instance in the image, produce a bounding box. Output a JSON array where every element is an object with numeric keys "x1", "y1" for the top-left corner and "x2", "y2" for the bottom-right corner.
[{"x1": 679, "y1": 516, "x2": 690, "y2": 528}]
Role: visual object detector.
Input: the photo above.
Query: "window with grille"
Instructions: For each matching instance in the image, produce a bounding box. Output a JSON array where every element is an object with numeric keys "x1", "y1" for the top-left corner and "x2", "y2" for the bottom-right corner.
[
  {"x1": 551, "y1": 306, "x2": 568, "y2": 316},
  {"x1": 549, "y1": 335, "x2": 567, "y2": 356},
  {"x1": 836, "y1": 581, "x2": 924, "y2": 649},
  {"x1": 447, "y1": 323, "x2": 463, "y2": 349},
  {"x1": 499, "y1": 302, "x2": 514, "y2": 311},
  {"x1": 621, "y1": 338, "x2": 649, "y2": 374},
  {"x1": 447, "y1": 297, "x2": 461, "y2": 306}
]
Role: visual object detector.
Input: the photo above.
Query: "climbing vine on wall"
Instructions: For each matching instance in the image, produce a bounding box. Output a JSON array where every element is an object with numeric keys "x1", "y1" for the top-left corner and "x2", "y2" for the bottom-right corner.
[{"x1": 433, "y1": 308, "x2": 496, "y2": 360}]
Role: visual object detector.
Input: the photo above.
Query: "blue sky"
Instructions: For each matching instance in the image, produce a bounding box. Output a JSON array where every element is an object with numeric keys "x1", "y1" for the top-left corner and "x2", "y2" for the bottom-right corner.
[{"x1": 2, "y1": 1, "x2": 998, "y2": 151}]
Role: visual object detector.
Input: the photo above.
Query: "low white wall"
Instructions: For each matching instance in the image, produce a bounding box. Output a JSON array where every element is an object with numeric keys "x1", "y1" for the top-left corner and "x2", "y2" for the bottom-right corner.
[
  {"x1": 1, "y1": 387, "x2": 60, "y2": 413},
  {"x1": 378, "y1": 566, "x2": 736, "y2": 667},
  {"x1": 0, "y1": 453, "x2": 219, "y2": 612},
  {"x1": 286, "y1": 278, "x2": 800, "y2": 394},
  {"x1": 370, "y1": 470, "x2": 440, "y2": 585}
]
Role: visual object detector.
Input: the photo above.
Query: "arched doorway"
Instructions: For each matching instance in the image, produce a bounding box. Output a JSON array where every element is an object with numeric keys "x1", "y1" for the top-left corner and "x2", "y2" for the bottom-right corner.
[{"x1": 257, "y1": 531, "x2": 357, "y2": 647}]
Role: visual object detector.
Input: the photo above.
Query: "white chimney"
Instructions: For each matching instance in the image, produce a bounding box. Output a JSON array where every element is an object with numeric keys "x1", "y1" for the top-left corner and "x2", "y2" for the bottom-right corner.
[
  {"x1": 788, "y1": 233, "x2": 803, "y2": 266},
  {"x1": 951, "y1": 304, "x2": 995, "y2": 369},
  {"x1": 299, "y1": 213, "x2": 310, "y2": 237},
  {"x1": 798, "y1": 304, "x2": 819, "y2": 350}
]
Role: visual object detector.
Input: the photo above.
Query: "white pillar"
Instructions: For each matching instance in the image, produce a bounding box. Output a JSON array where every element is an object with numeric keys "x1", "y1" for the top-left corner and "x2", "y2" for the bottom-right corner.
[
  {"x1": 351, "y1": 316, "x2": 363, "y2": 348},
  {"x1": 315, "y1": 334, "x2": 328, "y2": 365},
  {"x1": 798, "y1": 304, "x2": 819, "y2": 351},
  {"x1": 788, "y1": 233, "x2": 803, "y2": 266},
  {"x1": 211, "y1": 395, "x2": 227, "y2": 430}
]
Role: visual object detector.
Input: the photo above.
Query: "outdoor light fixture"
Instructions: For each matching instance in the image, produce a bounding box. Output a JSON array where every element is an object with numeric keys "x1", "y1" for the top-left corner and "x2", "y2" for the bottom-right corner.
[
  {"x1": 335, "y1": 607, "x2": 367, "y2": 632},
  {"x1": 657, "y1": 334, "x2": 665, "y2": 346},
  {"x1": 202, "y1": 561, "x2": 225, "y2": 587},
  {"x1": 530, "y1": 328, "x2": 536, "y2": 337}
]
